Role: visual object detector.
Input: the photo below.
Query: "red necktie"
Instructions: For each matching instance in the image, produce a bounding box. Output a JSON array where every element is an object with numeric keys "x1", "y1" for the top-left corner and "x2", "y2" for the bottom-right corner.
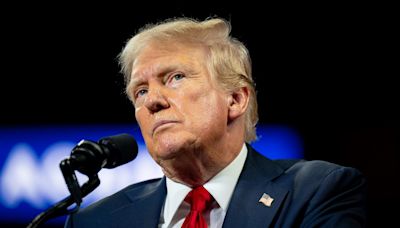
[{"x1": 182, "y1": 186, "x2": 213, "y2": 228}]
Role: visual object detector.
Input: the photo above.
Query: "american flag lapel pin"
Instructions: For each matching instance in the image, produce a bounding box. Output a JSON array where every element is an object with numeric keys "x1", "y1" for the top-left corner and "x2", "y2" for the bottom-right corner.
[{"x1": 259, "y1": 193, "x2": 274, "y2": 207}]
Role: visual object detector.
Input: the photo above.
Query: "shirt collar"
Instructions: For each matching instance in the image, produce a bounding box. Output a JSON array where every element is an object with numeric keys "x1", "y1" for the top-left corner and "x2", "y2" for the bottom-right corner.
[
  {"x1": 164, "y1": 144, "x2": 248, "y2": 223},
  {"x1": 204, "y1": 143, "x2": 248, "y2": 211}
]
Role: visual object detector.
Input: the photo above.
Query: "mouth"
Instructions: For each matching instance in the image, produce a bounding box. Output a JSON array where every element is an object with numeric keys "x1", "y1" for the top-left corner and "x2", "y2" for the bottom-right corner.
[{"x1": 152, "y1": 120, "x2": 179, "y2": 135}]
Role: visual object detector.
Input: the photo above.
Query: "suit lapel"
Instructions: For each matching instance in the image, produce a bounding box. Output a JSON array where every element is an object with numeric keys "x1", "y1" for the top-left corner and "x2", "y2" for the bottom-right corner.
[
  {"x1": 223, "y1": 146, "x2": 289, "y2": 228},
  {"x1": 109, "y1": 178, "x2": 167, "y2": 227}
]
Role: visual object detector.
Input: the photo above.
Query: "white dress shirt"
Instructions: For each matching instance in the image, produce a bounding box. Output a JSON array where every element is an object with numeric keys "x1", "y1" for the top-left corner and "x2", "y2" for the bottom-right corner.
[{"x1": 159, "y1": 144, "x2": 248, "y2": 228}]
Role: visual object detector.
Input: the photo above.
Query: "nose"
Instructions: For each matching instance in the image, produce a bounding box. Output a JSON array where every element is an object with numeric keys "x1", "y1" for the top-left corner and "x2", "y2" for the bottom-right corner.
[{"x1": 144, "y1": 86, "x2": 170, "y2": 113}]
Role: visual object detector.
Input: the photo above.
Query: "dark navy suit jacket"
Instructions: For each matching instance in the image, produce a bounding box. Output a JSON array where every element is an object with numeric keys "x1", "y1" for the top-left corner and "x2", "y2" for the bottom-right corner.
[{"x1": 65, "y1": 146, "x2": 366, "y2": 227}]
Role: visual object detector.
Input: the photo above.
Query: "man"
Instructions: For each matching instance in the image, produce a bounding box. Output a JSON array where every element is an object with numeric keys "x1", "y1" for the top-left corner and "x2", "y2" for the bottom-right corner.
[{"x1": 65, "y1": 17, "x2": 366, "y2": 227}]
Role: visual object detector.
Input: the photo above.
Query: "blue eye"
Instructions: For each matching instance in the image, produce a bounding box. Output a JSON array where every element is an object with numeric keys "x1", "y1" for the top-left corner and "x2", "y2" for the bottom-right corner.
[
  {"x1": 136, "y1": 89, "x2": 148, "y2": 98},
  {"x1": 172, "y1": 73, "x2": 184, "y2": 81}
]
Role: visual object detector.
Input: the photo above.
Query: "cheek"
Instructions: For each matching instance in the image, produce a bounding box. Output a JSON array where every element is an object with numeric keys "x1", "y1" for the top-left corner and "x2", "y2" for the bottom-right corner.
[
  {"x1": 134, "y1": 108, "x2": 143, "y2": 126},
  {"x1": 135, "y1": 107, "x2": 151, "y2": 134},
  {"x1": 186, "y1": 91, "x2": 228, "y2": 132}
]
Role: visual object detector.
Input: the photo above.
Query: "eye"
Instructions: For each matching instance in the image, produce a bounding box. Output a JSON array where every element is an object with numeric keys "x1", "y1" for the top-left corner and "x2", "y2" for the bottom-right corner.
[
  {"x1": 172, "y1": 73, "x2": 185, "y2": 81},
  {"x1": 166, "y1": 73, "x2": 185, "y2": 86},
  {"x1": 135, "y1": 88, "x2": 148, "y2": 99}
]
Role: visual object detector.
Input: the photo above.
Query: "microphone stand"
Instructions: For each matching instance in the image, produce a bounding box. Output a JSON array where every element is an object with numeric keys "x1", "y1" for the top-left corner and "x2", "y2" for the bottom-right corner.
[{"x1": 27, "y1": 159, "x2": 100, "y2": 228}]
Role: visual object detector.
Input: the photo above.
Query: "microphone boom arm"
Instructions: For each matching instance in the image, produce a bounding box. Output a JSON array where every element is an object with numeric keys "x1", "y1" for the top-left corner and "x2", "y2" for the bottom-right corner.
[
  {"x1": 27, "y1": 172, "x2": 100, "y2": 228},
  {"x1": 59, "y1": 158, "x2": 83, "y2": 206}
]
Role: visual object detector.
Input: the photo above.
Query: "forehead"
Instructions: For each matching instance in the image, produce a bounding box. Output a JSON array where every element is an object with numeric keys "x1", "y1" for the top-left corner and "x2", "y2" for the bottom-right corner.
[{"x1": 130, "y1": 41, "x2": 208, "y2": 80}]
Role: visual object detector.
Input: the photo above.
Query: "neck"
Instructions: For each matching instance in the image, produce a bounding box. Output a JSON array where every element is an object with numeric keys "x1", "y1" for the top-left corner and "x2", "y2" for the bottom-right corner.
[{"x1": 161, "y1": 125, "x2": 245, "y2": 187}]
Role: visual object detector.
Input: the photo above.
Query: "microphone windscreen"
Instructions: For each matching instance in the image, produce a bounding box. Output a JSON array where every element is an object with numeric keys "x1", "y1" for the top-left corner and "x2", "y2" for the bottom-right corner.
[{"x1": 99, "y1": 133, "x2": 138, "y2": 168}]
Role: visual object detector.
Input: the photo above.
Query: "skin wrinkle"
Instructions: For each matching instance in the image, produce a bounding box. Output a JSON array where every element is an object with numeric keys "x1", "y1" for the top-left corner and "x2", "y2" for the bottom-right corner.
[{"x1": 130, "y1": 41, "x2": 248, "y2": 187}]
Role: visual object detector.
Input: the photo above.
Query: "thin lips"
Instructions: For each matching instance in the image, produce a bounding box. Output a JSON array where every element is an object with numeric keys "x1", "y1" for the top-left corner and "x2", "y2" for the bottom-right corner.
[{"x1": 152, "y1": 120, "x2": 178, "y2": 134}]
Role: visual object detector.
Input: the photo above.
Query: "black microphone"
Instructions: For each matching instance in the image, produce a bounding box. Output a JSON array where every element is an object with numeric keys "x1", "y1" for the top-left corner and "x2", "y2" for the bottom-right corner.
[
  {"x1": 69, "y1": 133, "x2": 138, "y2": 176},
  {"x1": 27, "y1": 134, "x2": 139, "y2": 228}
]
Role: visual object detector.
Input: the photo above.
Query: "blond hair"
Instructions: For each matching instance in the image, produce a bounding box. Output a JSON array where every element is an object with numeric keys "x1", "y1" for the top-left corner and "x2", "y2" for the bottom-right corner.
[{"x1": 119, "y1": 17, "x2": 258, "y2": 142}]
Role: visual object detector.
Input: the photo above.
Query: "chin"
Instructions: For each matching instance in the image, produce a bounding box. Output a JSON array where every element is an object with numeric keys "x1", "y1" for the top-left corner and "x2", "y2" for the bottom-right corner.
[{"x1": 151, "y1": 132, "x2": 198, "y2": 160}]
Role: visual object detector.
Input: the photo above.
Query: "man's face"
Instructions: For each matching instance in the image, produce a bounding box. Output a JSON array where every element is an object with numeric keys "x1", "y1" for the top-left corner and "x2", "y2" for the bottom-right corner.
[{"x1": 128, "y1": 42, "x2": 229, "y2": 168}]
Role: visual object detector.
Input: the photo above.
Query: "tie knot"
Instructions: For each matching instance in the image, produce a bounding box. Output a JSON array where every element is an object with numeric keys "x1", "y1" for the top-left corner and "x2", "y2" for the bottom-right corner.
[{"x1": 185, "y1": 186, "x2": 213, "y2": 213}]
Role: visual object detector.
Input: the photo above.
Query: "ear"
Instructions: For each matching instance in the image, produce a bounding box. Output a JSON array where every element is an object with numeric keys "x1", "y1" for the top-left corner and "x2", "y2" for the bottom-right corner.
[{"x1": 227, "y1": 86, "x2": 250, "y2": 122}]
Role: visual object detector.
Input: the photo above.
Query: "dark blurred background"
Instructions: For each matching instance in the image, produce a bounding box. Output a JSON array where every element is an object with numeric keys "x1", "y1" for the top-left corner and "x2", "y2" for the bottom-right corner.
[{"x1": 0, "y1": 3, "x2": 398, "y2": 227}]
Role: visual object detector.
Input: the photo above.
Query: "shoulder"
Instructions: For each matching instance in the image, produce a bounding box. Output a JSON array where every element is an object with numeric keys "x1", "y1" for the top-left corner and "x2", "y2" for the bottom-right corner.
[
  {"x1": 246, "y1": 145, "x2": 364, "y2": 186},
  {"x1": 280, "y1": 160, "x2": 367, "y2": 226},
  {"x1": 274, "y1": 159, "x2": 364, "y2": 188},
  {"x1": 247, "y1": 145, "x2": 364, "y2": 188},
  {"x1": 280, "y1": 159, "x2": 361, "y2": 175},
  {"x1": 273, "y1": 159, "x2": 366, "y2": 208},
  {"x1": 84, "y1": 178, "x2": 162, "y2": 211},
  {"x1": 64, "y1": 178, "x2": 163, "y2": 227},
  {"x1": 283, "y1": 159, "x2": 363, "y2": 183}
]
